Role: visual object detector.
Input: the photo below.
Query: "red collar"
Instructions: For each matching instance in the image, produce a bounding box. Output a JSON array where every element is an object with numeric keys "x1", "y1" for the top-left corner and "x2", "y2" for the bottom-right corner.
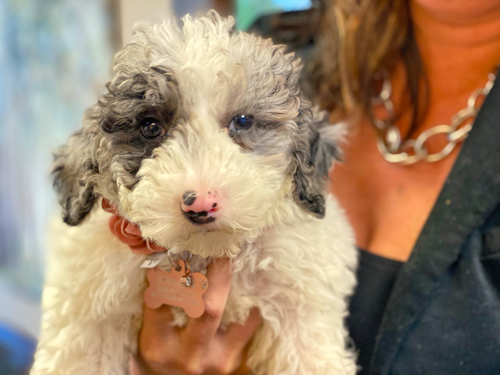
[{"x1": 101, "y1": 199, "x2": 165, "y2": 255}]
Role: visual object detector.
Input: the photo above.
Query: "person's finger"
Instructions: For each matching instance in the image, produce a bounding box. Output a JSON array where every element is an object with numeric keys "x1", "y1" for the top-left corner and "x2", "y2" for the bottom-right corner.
[
  {"x1": 129, "y1": 351, "x2": 148, "y2": 375},
  {"x1": 222, "y1": 307, "x2": 261, "y2": 350},
  {"x1": 200, "y1": 307, "x2": 261, "y2": 375},
  {"x1": 138, "y1": 304, "x2": 179, "y2": 373},
  {"x1": 230, "y1": 347, "x2": 253, "y2": 375},
  {"x1": 182, "y1": 257, "x2": 233, "y2": 348},
  {"x1": 142, "y1": 304, "x2": 176, "y2": 337},
  {"x1": 215, "y1": 307, "x2": 261, "y2": 373}
]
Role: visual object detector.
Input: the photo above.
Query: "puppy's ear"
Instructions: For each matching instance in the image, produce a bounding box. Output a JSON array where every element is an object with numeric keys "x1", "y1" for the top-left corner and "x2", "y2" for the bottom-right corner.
[
  {"x1": 291, "y1": 106, "x2": 343, "y2": 218},
  {"x1": 52, "y1": 119, "x2": 99, "y2": 226}
]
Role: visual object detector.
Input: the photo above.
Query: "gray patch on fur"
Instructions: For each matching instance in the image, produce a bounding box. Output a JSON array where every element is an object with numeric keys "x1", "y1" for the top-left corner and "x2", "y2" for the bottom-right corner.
[
  {"x1": 52, "y1": 128, "x2": 98, "y2": 226},
  {"x1": 52, "y1": 11, "x2": 342, "y2": 225},
  {"x1": 290, "y1": 103, "x2": 341, "y2": 218}
]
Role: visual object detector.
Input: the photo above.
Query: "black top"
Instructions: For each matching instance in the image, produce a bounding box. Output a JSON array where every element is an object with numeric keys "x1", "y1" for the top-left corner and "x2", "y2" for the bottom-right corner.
[
  {"x1": 254, "y1": 11, "x2": 500, "y2": 374},
  {"x1": 347, "y1": 78, "x2": 500, "y2": 374},
  {"x1": 348, "y1": 251, "x2": 403, "y2": 375}
]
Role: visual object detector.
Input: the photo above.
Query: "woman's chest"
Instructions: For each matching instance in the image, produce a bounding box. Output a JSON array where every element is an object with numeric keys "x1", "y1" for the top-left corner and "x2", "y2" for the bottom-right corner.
[{"x1": 329, "y1": 126, "x2": 459, "y2": 261}]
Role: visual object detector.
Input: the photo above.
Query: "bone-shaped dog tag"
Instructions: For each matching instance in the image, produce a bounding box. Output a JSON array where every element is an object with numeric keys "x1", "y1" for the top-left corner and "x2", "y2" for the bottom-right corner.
[{"x1": 144, "y1": 260, "x2": 208, "y2": 318}]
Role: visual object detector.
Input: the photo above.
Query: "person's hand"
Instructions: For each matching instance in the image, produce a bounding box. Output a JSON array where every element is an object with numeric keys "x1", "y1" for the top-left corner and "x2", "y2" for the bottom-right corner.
[{"x1": 133, "y1": 258, "x2": 261, "y2": 375}]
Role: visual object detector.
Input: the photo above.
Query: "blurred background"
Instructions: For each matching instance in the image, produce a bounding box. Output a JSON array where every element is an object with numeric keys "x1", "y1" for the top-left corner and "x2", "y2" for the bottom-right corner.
[{"x1": 0, "y1": 0, "x2": 315, "y2": 373}]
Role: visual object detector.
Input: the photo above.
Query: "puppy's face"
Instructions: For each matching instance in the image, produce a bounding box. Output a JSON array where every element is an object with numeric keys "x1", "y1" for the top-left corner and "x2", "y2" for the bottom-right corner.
[{"x1": 53, "y1": 12, "x2": 341, "y2": 257}]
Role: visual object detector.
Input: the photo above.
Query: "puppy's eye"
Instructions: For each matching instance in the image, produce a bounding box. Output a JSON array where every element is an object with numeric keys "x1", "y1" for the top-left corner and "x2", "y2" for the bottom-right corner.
[
  {"x1": 229, "y1": 115, "x2": 254, "y2": 133},
  {"x1": 140, "y1": 118, "x2": 164, "y2": 139}
]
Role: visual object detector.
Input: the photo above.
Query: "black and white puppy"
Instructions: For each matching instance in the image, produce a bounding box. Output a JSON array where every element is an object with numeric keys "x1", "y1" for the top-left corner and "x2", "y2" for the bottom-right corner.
[{"x1": 31, "y1": 11, "x2": 357, "y2": 375}]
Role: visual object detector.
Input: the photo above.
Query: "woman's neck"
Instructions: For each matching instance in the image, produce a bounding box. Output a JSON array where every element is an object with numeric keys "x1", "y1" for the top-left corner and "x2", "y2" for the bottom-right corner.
[
  {"x1": 389, "y1": 1, "x2": 500, "y2": 140},
  {"x1": 411, "y1": 1, "x2": 500, "y2": 102}
]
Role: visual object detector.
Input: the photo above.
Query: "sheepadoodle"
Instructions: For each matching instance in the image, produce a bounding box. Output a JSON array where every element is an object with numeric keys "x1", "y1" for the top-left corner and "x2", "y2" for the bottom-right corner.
[{"x1": 31, "y1": 11, "x2": 358, "y2": 375}]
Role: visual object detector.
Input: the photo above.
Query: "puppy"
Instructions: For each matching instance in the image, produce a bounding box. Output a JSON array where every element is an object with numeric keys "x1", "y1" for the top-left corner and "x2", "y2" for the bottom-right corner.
[{"x1": 31, "y1": 11, "x2": 358, "y2": 375}]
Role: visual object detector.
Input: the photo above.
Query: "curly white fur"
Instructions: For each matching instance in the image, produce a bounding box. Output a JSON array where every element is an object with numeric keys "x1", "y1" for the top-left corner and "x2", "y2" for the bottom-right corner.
[{"x1": 31, "y1": 11, "x2": 358, "y2": 375}]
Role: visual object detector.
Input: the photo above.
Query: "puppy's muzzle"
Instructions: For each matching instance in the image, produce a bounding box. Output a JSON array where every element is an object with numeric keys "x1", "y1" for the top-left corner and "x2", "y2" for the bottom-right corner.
[{"x1": 181, "y1": 190, "x2": 221, "y2": 225}]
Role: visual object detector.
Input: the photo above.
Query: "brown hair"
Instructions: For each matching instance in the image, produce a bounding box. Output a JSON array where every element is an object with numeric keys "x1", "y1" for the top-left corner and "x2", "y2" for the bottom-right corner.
[{"x1": 309, "y1": 0, "x2": 426, "y2": 127}]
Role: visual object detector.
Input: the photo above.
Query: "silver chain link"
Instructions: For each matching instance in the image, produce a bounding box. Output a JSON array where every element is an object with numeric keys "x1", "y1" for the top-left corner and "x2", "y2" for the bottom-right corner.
[{"x1": 370, "y1": 71, "x2": 496, "y2": 165}]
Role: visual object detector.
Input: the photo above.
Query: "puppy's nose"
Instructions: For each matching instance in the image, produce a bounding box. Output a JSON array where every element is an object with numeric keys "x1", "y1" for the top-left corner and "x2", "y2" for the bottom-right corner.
[
  {"x1": 181, "y1": 190, "x2": 220, "y2": 225},
  {"x1": 182, "y1": 191, "x2": 197, "y2": 206}
]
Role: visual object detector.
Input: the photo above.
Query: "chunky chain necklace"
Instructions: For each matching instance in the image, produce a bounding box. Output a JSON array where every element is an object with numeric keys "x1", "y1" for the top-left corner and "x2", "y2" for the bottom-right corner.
[{"x1": 370, "y1": 71, "x2": 496, "y2": 165}]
